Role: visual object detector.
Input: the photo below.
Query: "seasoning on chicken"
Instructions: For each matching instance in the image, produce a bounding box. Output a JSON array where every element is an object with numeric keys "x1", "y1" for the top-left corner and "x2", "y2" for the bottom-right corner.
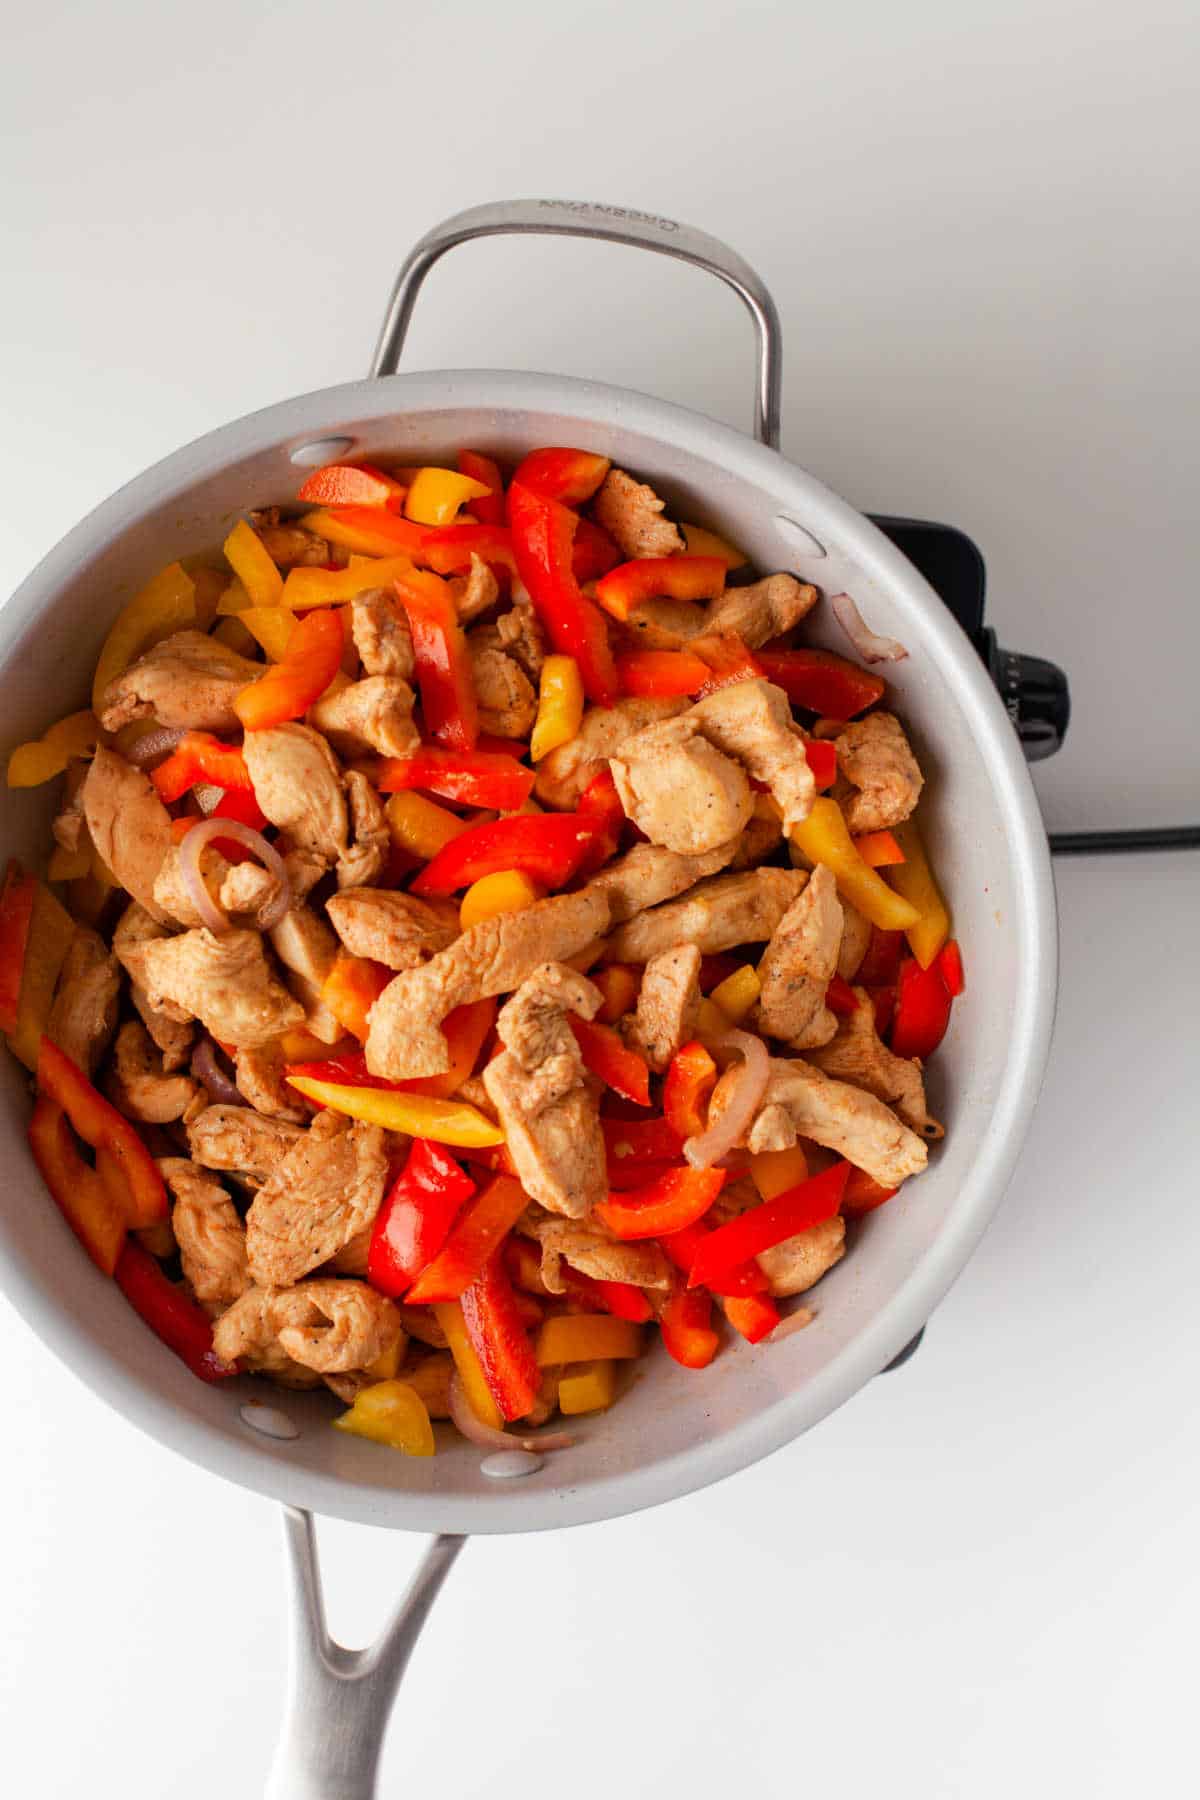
[
  {"x1": 833, "y1": 712, "x2": 924, "y2": 834},
  {"x1": 98, "y1": 630, "x2": 263, "y2": 734},
  {"x1": 705, "y1": 573, "x2": 818, "y2": 647},
  {"x1": 310, "y1": 674, "x2": 420, "y2": 760},
  {"x1": 269, "y1": 1279, "x2": 405, "y2": 1374},
  {"x1": 742, "y1": 1059, "x2": 929, "y2": 1189},
  {"x1": 112, "y1": 902, "x2": 194, "y2": 1070},
  {"x1": 467, "y1": 625, "x2": 537, "y2": 739},
  {"x1": 160, "y1": 1157, "x2": 249, "y2": 1307},
  {"x1": 235, "y1": 1042, "x2": 308, "y2": 1123},
  {"x1": 520, "y1": 1213, "x2": 672, "y2": 1291},
  {"x1": 82, "y1": 747, "x2": 174, "y2": 922},
  {"x1": 623, "y1": 943, "x2": 702, "y2": 1072},
  {"x1": 593, "y1": 467, "x2": 685, "y2": 559},
  {"x1": 187, "y1": 1104, "x2": 306, "y2": 1182},
  {"x1": 121, "y1": 926, "x2": 304, "y2": 1049},
  {"x1": 367, "y1": 886, "x2": 612, "y2": 1080},
  {"x1": 601, "y1": 867, "x2": 806, "y2": 964},
  {"x1": 587, "y1": 839, "x2": 738, "y2": 922},
  {"x1": 242, "y1": 723, "x2": 348, "y2": 869},
  {"x1": 105, "y1": 1020, "x2": 205, "y2": 1123},
  {"x1": 246, "y1": 1109, "x2": 389, "y2": 1288},
  {"x1": 534, "y1": 696, "x2": 688, "y2": 809},
  {"x1": 756, "y1": 863, "x2": 842, "y2": 1049},
  {"x1": 45, "y1": 927, "x2": 119, "y2": 1078},
  {"x1": 326, "y1": 888, "x2": 458, "y2": 971},
  {"x1": 756, "y1": 1216, "x2": 846, "y2": 1298},
  {"x1": 351, "y1": 588, "x2": 415, "y2": 678},
  {"x1": 481, "y1": 964, "x2": 607, "y2": 1220},
  {"x1": 807, "y1": 985, "x2": 944, "y2": 1139}
]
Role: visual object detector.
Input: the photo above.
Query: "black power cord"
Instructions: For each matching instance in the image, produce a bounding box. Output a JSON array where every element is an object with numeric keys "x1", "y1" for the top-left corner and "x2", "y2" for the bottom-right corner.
[{"x1": 1049, "y1": 826, "x2": 1200, "y2": 856}]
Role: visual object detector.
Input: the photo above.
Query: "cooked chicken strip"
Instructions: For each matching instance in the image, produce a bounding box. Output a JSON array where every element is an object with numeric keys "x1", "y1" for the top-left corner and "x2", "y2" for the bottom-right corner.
[
  {"x1": 494, "y1": 603, "x2": 545, "y2": 680},
  {"x1": 837, "y1": 901, "x2": 872, "y2": 981},
  {"x1": 367, "y1": 887, "x2": 611, "y2": 1079},
  {"x1": 326, "y1": 889, "x2": 458, "y2": 971},
  {"x1": 46, "y1": 927, "x2": 119, "y2": 1078},
  {"x1": 807, "y1": 986, "x2": 944, "y2": 1139},
  {"x1": 833, "y1": 712, "x2": 924, "y2": 834},
  {"x1": 82, "y1": 747, "x2": 174, "y2": 922},
  {"x1": 246, "y1": 1109, "x2": 389, "y2": 1287},
  {"x1": 447, "y1": 554, "x2": 500, "y2": 626},
  {"x1": 249, "y1": 509, "x2": 337, "y2": 569},
  {"x1": 704, "y1": 573, "x2": 818, "y2": 646},
  {"x1": 534, "y1": 696, "x2": 688, "y2": 810},
  {"x1": 121, "y1": 926, "x2": 304, "y2": 1048},
  {"x1": 235, "y1": 1041, "x2": 309, "y2": 1123},
  {"x1": 270, "y1": 1280, "x2": 405, "y2": 1375},
  {"x1": 601, "y1": 868, "x2": 806, "y2": 965},
  {"x1": 520, "y1": 1213, "x2": 672, "y2": 1292},
  {"x1": 610, "y1": 712, "x2": 753, "y2": 855},
  {"x1": 481, "y1": 963, "x2": 607, "y2": 1220},
  {"x1": 688, "y1": 678, "x2": 816, "y2": 832},
  {"x1": 593, "y1": 467, "x2": 684, "y2": 559},
  {"x1": 152, "y1": 842, "x2": 280, "y2": 932},
  {"x1": 624, "y1": 944, "x2": 702, "y2": 1072},
  {"x1": 741, "y1": 1058, "x2": 928, "y2": 1188},
  {"x1": 210, "y1": 1286, "x2": 323, "y2": 1387},
  {"x1": 350, "y1": 589, "x2": 415, "y2": 678},
  {"x1": 242, "y1": 723, "x2": 348, "y2": 868},
  {"x1": 97, "y1": 630, "x2": 262, "y2": 734},
  {"x1": 756, "y1": 863, "x2": 842, "y2": 1049},
  {"x1": 188, "y1": 1104, "x2": 306, "y2": 1180},
  {"x1": 756, "y1": 1216, "x2": 846, "y2": 1298},
  {"x1": 729, "y1": 793, "x2": 785, "y2": 869},
  {"x1": 467, "y1": 628, "x2": 537, "y2": 738},
  {"x1": 310, "y1": 674, "x2": 420, "y2": 760},
  {"x1": 337, "y1": 769, "x2": 388, "y2": 890},
  {"x1": 105, "y1": 1020, "x2": 204, "y2": 1123},
  {"x1": 160, "y1": 1157, "x2": 249, "y2": 1307},
  {"x1": 112, "y1": 902, "x2": 194, "y2": 1069},
  {"x1": 586, "y1": 839, "x2": 737, "y2": 923}
]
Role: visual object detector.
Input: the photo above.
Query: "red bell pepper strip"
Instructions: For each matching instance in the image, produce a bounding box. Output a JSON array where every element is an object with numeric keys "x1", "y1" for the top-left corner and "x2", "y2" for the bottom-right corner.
[
  {"x1": 574, "y1": 766, "x2": 626, "y2": 874},
  {"x1": 456, "y1": 450, "x2": 505, "y2": 525},
  {"x1": 686, "y1": 1160, "x2": 850, "y2": 1290},
  {"x1": 595, "y1": 556, "x2": 726, "y2": 622},
  {"x1": 889, "y1": 956, "x2": 953, "y2": 1059},
  {"x1": 393, "y1": 567, "x2": 479, "y2": 750},
  {"x1": 602, "y1": 1114, "x2": 685, "y2": 1166},
  {"x1": 296, "y1": 462, "x2": 407, "y2": 509},
  {"x1": 375, "y1": 747, "x2": 535, "y2": 811},
  {"x1": 937, "y1": 938, "x2": 965, "y2": 997},
  {"x1": 206, "y1": 786, "x2": 272, "y2": 858},
  {"x1": 234, "y1": 607, "x2": 345, "y2": 731},
  {"x1": 568, "y1": 1015, "x2": 651, "y2": 1107},
  {"x1": 508, "y1": 481, "x2": 619, "y2": 706},
  {"x1": 115, "y1": 1238, "x2": 238, "y2": 1381},
  {"x1": 663, "y1": 1040, "x2": 718, "y2": 1140},
  {"x1": 824, "y1": 973, "x2": 859, "y2": 1017},
  {"x1": 659, "y1": 1219, "x2": 769, "y2": 1297},
  {"x1": 596, "y1": 1166, "x2": 726, "y2": 1241},
  {"x1": 605, "y1": 1157, "x2": 677, "y2": 1191},
  {"x1": 321, "y1": 951, "x2": 392, "y2": 1043},
  {"x1": 366, "y1": 1138, "x2": 477, "y2": 1298},
  {"x1": 692, "y1": 631, "x2": 763, "y2": 695},
  {"x1": 0, "y1": 860, "x2": 36, "y2": 1035},
  {"x1": 755, "y1": 647, "x2": 886, "y2": 718},
  {"x1": 562, "y1": 1267, "x2": 654, "y2": 1323},
  {"x1": 658, "y1": 1287, "x2": 719, "y2": 1369},
  {"x1": 855, "y1": 926, "x2": 904, "y2": 986},
  {"x1": 866, "y1": 984, "x2": 896, "y2": 1038},
  {"x1": 723, "y1": 1291, "x2": 782, "y2": 1344},
  {"x1": 616, "y1": 648, "x2": 711, "y2": 698},
  {"x1": 572, "y1": 517, "x2": 622, "y2": 581},
  {"x1": 419, "y1": 522, "x2": 518, "y2": 577},
  {"x1": 804, "y1": 739, "x2": 838, "y2": 790},
  {"x1": 288, "y1": 998, "x2": 494, "y2": 1102},
  {"x1": 151, "y1": 732, "x2": 255, "y2": 803},
  {"x1": 510, "y1": 446, "x2": 611, "y2": 506},
  {"x1": 841, "y1": 1167, "x2": 898, "y2": 1216},
  {"x1": 459, "y1": 1252, "x2": 542, "y2": 1420},
  {"x1": 27, "y1": 1096, "x2": 126, "y2": 1275},
  {"x1": 405, "y1": 1173, "x2": 529, "y2": 1303},
  {"x1": 409, "y1": 812, "x2": 594, "y2": 897},
  {"x1": 37, "y1": 1036, "x2": 167, "y2": 1228}
]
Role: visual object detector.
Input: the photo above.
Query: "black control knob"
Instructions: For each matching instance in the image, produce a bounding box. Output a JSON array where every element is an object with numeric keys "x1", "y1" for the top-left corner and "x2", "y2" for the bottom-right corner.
[{"x1": 980, "y1": 632, "x2": 1070, "y2": 761}]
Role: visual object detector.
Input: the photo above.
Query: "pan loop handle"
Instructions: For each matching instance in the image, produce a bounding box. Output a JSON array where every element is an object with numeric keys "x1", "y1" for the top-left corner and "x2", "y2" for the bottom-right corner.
[
  {"x1": 265, "y1": 1507, "x2": 465, "y2": 1800},
  {"x1": 370, "y1": 198, "x2": 784, "y2": 450}
]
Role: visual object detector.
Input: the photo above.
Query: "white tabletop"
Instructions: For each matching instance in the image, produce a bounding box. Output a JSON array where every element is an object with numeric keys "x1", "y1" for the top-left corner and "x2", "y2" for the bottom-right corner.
[{"x1": 2, "y1": 2, "x2": 1198, "y2": 1795}]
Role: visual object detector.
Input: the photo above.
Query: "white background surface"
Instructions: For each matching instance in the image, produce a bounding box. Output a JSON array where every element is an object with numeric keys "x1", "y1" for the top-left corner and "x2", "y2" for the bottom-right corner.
[{"x1": 2, "y1": 2, "x2": 1198, "y2": 1795}]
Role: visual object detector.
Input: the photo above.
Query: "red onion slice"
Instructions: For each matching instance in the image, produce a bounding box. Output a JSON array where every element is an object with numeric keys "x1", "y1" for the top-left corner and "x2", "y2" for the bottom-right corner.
[
  {"x1": 448, "y1": 1373, "x2": 574, "y2": 1453},
  {"x1": 177, "y1": 816, "x2": 291, "y2": 934},
  {"x1": 683, "y1": 1028, "x2": 770, "y2": 1170},
  {"x1": 770, "y1": 1306, "x2": 815, "y2": 1342},
  {"x1": 830, "y1": 592, "x2": 909, "y2": 664},
  {"x1": 126, "y1": 726, "x2": 186, "y2": 767},
  {"x1": 191, "y1": 1037, "x2": 243, "y2": 1107}
]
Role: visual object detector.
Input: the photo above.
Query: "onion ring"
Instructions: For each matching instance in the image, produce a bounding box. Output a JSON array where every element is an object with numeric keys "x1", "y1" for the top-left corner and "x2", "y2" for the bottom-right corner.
[
  {"x1": 448, "y1": 1372, "x2": 574, "y2": 1454},
  {"x1": 177, "y1": 816, "x2": 291, "y2": 935},
  {"x1": 683, "y1": 1028, "x2": 770, "y2": 1170},
  {"x1": 191, "y1": 1037, "x2": 243, "y2": 1107},
  {"x1": 830, "y1": 592, "x2": 909, "y2": 664}
]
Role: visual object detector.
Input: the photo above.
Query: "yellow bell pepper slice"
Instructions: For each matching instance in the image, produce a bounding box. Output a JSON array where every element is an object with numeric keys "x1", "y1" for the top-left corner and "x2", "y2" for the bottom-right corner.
[
  {"x1": 530, "y1": 655, "x2": 585, "y2": 762},
  {"x1": 332, "y1": 1380, "x2": 435, "y2": 1456},
  {"x1": 789, "y1": 798, "x2": 920, "y2": 932},
  {"x1": 558, "y1": 1359, "x2": 617, "y2": 1416},
  {"x1": 404, "y1": 468, "x2": 490, "y2": 527},
  {"x1": 749, "y1": 1142, "x2": 810, "y2": 1201},
  {"x1": 366, "y1": 1339, "x2": 404, "y2": 1382},
  {"x1": 680, "y1": 522, "x2": 748, "y2": 569},
  {"x1": 385, "y1": 791, "x2": 470, "y2": 862},
  {"x1": 7, "y1": 711, "x2": 102, "y2": 788},
  {"x1": 285, "y1": 1075, "x2": 504, "y2": 1147},
  {"x1": 459, "y1": 869, "x2": 543, "y2": 931},
  {"x1": 91, "y1": 561, "x2": 196, "y2": 712},
  {"x1": 47, "y1": 842, "x2": 93, "y2": 883},
  {"x1": 223, "y1": 519, "x2": 284, "y2": 607},
  {"x1": 215, "y1": 577, "x2": 253, "y2": 616},
  {"x1": 8, "y1": 884, "x2": 77, "y2": 1071},
  {"x1": 238, "y1": 606, "x2": 297, "y2": 662},
  {"x1": 709, "y1": 963, "x2": 761, "y2": 1025},
  {"x1": 211, "y1": 615, "x2": 259, "y2": 657},
  {"x1": 695, "y1": 997, "x2": 730, "y2": 1043},
  {"x1": 434, "y1": 1300, "x2": 504, "y2": 1430},
  {"x1": 535, "y1": 1314, "x2": 643, "y2": 1367},
  {"x1": 281, "y1": 555, "x2": 417, "y2": 610},
  {"x1": 886, "y1": 819, "x2": 951, "y2": 969}
]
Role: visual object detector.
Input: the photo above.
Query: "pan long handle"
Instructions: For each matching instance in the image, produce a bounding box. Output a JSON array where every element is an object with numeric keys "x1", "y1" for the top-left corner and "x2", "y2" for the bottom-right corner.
[
  {"x1": 265, "y1": 1507, "x2": 466, "y2": 1800},
  {"x1": 370, "y1": 197, "x2": 784, "y2": 449}
]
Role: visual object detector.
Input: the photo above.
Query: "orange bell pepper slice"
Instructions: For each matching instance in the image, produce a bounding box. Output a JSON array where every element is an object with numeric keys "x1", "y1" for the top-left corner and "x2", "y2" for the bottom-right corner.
[
  {"x1": 36, "y1": 1036, "x2": 167, "y2": 1228},
  {"x1": 594, "y1": 555, "x2": 726, "y2": 623},
  {"x1": 233, "y1": 607, "x2": 345, "y2": 731},
  {"x1": 405, "y1": 1173, "x2": 529, "y2": 1304},
  {"x1": 301, "y1": 506, "x2": 430, "y2": 560},
  {"x1": 510, "y1": 447, "x2": 610, "y2": 506},
  {"x1": 723, "y1": 1291, "x2": 781, "y2": 1344},
  {"x1": 616, "y1": 648, "x2": 710, "y2": 699},
  {"x1": 853, "y1": 829, "x2": 906, "y2": 867},
  {"x1": 320, "y1": 950, "x2": 392, "y2": 1043},
  {"x1": 296, "y1": 461, "x2": 407, "y2": 509},
  {"x1": 151, "y1": 733, "x2": 255, "y2": 803},
  {"x1": 596, "y1": 1166, "x2": 726, "y2": 1241},
  {"x1": 841, "y1": 1166, "x2": 899, "y2": 1216},
  {"x1": 568, "y1": 1015, "x2": 651, "y2": 1107},
  {"x1": 590, "y1": 963, "x2": 641, "y2": 1024},
  {"x1": 658, "y1": 1286, "x2": 719, "y2": 1369},
  {"x1": 27, "y1": 1096, "x2": 127, "y2": 1276},
  {"x1": 663, "y1": 1040, "x2": 718, "y2": 1140}
]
